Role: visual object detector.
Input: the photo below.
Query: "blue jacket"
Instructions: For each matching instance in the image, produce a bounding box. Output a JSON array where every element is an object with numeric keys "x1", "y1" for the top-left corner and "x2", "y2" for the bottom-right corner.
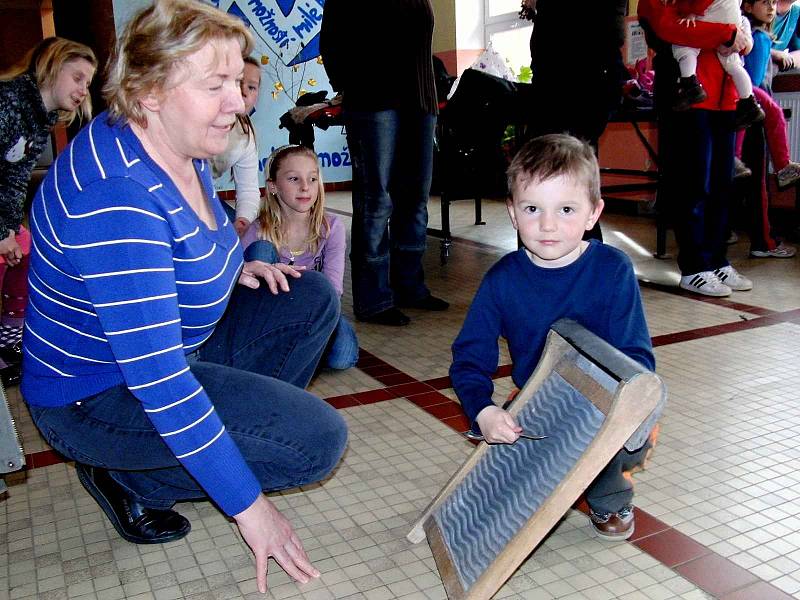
[{"x1": 450, "y1": 241, "x2": 655, "y2": 425}]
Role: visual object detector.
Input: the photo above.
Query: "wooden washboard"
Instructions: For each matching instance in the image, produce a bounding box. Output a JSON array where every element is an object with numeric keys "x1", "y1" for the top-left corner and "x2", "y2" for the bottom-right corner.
[{"x1": 407, "y1": 319, "x2": 665, "y2": 600}]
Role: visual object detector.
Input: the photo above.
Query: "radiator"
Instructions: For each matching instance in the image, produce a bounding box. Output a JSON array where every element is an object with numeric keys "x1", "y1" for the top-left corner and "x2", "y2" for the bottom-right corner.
[{"x1": 774, "y1": 90, "x2": 800, "y2": 164}]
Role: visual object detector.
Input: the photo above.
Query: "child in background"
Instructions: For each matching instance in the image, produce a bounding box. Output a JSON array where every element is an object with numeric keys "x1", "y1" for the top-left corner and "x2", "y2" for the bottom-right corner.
[
  {"x1": 0, "y1": 37, "x2": 96, "y2": 383},
  {"x1": 735, "y1": 0, "x2": 798, "y2": 257},
  {"x1": 450, "y1": 134, "x2": 656, "y2": 540},
  {"x1": 211, "y1": 56, "x2": 262, "y2": 235},
  {"x1": 241, "y1": 145, "x2": 358, "y2": 370},
  {"x1": 771, "y1": 0, "x2": 800, "y2": 71},
  {"x1": 668, "y1": 0, "x2": 766, "y2": 128},
  {"x1": 739, "y1": 0, "x2": 800, "y2": 184}
]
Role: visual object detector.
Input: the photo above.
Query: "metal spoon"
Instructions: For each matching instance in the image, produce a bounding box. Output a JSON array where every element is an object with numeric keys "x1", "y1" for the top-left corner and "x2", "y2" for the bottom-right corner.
[
  {"x1": 464, "y1": 430, "x2": 547, "y2": 442},
  {"x1": 518, "y1": 432, "x2": 547, "y2": 441}
]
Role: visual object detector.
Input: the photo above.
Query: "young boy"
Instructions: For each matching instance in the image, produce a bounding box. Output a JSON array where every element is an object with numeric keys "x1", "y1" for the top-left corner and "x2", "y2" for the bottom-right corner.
[{"x1": 450, "y1": 134, "x2": 655, "y2": 540}]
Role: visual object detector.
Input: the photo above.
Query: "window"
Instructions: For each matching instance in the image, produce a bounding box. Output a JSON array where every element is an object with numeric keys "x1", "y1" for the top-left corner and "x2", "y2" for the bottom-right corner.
[{"x1": 483, "y1": 0, "x2": 532, "y2": 77}]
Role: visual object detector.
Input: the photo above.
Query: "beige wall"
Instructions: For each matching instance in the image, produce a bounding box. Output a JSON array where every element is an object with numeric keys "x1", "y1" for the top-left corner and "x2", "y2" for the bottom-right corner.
[
  {"x1": 431, "y1": 0, "x2": 456, "y2": 53},
  {"x1": 430, "y1": 0, "x2": 484, "y2": 75}
]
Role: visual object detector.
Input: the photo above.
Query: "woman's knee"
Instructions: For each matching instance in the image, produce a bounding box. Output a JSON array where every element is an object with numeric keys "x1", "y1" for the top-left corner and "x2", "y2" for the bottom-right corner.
[
  {"x1": 293, "y1": 271, "x2": 339, "y2": 330},
  {"x1": 308, "y1": 403, "x2": 348, "y2": 481}
]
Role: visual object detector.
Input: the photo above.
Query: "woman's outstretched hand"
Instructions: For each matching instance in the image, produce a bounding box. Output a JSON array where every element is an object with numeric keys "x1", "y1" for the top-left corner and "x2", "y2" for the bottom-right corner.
[
  {"x1": 238, "y1": 260, "x2": 304, "y2": 293},
  {"x1": 234, "y1": 494, "x2": 320, "y2": 594}
]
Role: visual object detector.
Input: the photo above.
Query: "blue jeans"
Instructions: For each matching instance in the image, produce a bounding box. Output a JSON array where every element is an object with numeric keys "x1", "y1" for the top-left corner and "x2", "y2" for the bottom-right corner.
[
  {"x1": 243, "y1": 240, "x2": 280, "y2": 264},
  {"x1": 659, "y1": 108, "x2": 735, "y2": 275},
  {"x1": 244, "y1": 240, "x2": 359, "y2": 370},
  {"x1": 28, "y1": 272, "x2": 348, "y2": 508},
  {"x1": 344, "y1": 109, "x2": 437, "y2": 318},
  {"x1": 326, "y1": 317, "x2": 358, "y2": 370}
]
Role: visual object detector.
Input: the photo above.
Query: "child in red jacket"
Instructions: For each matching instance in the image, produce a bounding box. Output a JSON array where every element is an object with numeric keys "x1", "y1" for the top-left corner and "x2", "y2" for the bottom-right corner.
[{"x1": 668, "y1": 0, "x2": 766, "y2": 128}]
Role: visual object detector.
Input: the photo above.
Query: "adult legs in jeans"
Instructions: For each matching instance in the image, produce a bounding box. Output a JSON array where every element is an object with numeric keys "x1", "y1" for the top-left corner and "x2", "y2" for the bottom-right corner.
[
  {"x1": 388, "y1": 112, "x2": 436, "y2": 303},
  {"x1": 29, "y1": 272, "x2": 346, "y2": 507},
  {"x1": 30, "y1": 361, "x2": 348, "y2": 509},
  {"x1": 659, "y1": 108, "x2": 735, "y2": 275},
  {"x1": 345, "y1": 109, "x2": 436, "y2": 318}
]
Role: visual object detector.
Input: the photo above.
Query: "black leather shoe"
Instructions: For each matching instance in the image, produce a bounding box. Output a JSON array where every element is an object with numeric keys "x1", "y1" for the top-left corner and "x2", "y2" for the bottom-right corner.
[
  {"x1": 0, "y1": 363, "x2": 21, "y2": 387},
  {"x1": 356, "y1": 307, "x2": 410, "y2": 326},
  {"x1": 76, "y1": 464, "x2": 191, "y2": 544},
  {"x1": 396, "y1": 294, "x2": 450, "y2": 311},
  {"x1": 0, "y1": 340, "x2": 23, "y2": 387}
]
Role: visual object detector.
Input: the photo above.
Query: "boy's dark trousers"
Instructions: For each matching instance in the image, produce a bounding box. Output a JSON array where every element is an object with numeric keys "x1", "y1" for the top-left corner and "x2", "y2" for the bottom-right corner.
[{"x1": 586, "y1": 442, "x2": 651, "y2": 515}]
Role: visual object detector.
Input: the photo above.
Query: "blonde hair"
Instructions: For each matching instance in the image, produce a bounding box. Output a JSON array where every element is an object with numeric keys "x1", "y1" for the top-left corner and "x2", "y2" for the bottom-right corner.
[
  {"x1": 507, "y1": 134, "x2": 601, "y2": 207},
  {"x1": 1, "y1": 37, "x2": 97, "y2": 125},
  {"x1": 104, "y1": 0, "x2": 253, "y2": 127},
  {"x1": 258, "y1": 145, "x2": 329, "y2": 254}
]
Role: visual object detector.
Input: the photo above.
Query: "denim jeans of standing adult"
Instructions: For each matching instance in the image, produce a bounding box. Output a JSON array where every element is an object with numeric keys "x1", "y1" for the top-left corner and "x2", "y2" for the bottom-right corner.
[
  {"x1": 244, "y1": 240, "x2": 359, "y2": 370},
  {"x1": 344, "y1": 108, "x2": 437, "y2": 318},
  {"x1": 28, "y1": 272, "x2": 348, "y2": 510},
  {"x1": 658, "y1": 108, "x2": 735, "y2": 275}
]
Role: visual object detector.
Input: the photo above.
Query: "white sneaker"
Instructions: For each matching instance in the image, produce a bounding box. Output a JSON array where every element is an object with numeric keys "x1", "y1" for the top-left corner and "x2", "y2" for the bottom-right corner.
[
  {"x1": 749, "y1": 243, "x2": 797, "y2": 258},
  {"x1": 679, "y1": 271, "x2": 732, "y2": 297},
  {"x1": 713, "y1": 265, "x2": 753, "y2": 291}
]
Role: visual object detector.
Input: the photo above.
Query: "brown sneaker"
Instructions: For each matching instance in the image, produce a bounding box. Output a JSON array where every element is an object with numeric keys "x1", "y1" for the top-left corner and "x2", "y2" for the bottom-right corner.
[{"x1": 589, "y1": 506, "x2": 635, "y2": 541}]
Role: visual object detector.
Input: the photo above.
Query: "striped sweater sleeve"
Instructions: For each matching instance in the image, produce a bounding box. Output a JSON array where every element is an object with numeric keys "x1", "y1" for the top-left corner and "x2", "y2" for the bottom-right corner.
[{"x1": 49, "y1": 175, "x2": 260, "y2": 516}]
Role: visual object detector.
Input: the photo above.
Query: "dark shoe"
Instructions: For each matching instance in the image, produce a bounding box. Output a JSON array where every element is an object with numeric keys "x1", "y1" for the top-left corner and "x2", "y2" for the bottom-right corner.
[
  {"x1": 589, "y1": 506, "x2": 635, "y2": 540},
  {"x1": 76, "y1": 464, "x2": 191, "y2": 544},
  {"x1": 396, "y1": 294, "x2": 450, "y2": 311},
  {"x1": 673, "y1": 75, "x2": 707, "y2": 111},
  {"x1": 356, "y1": 307, "x2": 410, "y2": 326},
  {"x1": 735, "y1": 95, "x2": 766, "y2": 129},
  {"x1": 0, "y1": 337, "x2": 23, "y2": 388},
  {"x1": 0, "y1": 363, "x2": 21, "y2": 387}
]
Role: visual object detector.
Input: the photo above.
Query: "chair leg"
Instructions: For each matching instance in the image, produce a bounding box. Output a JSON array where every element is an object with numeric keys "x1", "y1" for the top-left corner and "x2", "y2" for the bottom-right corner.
[
  {"x1": 474, "y1": 197, "x2": 485, "y2": 226},
  {"x1": 440, "y1": 192, "x2": 452, "y2": 264}
]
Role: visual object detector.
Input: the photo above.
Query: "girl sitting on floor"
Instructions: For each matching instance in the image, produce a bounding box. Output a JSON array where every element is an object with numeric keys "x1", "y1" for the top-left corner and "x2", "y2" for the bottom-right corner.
[{"x1": 241, "y1": 145, "x2": 359, "y2": 369}]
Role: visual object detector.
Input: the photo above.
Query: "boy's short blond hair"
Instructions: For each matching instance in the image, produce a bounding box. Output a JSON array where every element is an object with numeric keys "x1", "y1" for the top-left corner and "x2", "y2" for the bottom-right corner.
[
  {"x1": 104, "y1": 0, "x2": 253, "y2": 128},
  {"x1": 506, "y1": 134, "x2": 601, "y2": 207}
]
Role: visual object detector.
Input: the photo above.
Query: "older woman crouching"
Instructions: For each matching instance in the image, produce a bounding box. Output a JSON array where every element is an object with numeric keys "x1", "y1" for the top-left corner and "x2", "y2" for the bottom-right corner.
[{"x1": 21, "y1": 0, "x2": 347, "y2": 592}]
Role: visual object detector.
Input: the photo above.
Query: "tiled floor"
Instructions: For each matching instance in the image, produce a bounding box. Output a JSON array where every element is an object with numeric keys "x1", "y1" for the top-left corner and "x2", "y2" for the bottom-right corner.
[{"x1": 2, "y1": 191, "x2": 800, "y2": 600}]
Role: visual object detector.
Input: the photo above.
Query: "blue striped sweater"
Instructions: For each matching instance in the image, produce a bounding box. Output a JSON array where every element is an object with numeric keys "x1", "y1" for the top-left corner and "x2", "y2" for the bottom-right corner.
[{"x1": 21, "y1": 112, "x2": 261, "y2": 516}]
